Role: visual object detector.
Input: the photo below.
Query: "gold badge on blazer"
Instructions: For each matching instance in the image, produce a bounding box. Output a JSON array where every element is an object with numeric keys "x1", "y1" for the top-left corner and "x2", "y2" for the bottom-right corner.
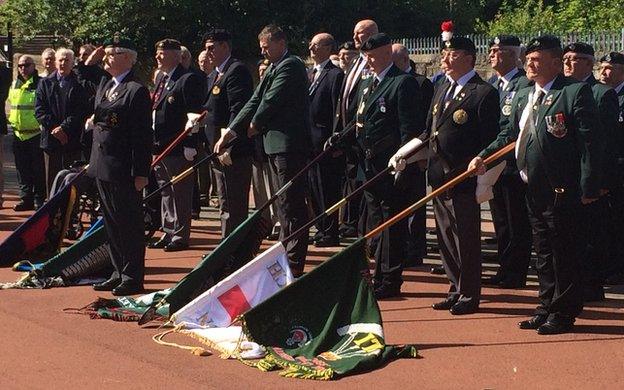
[
  {"x1": 167, "y1": 95, "x2": 175, "y2": 104},
  {"x1": 502, "y1": 105, "x2": 512, "y2": 116},
  {"x1": 432, "y1": 103, "x2": 439, "y2": 116},
  {"x1": 453, "y1": 109, "x2": 468, "y2": 124},
  {"x1": 212, "y1": 85, "x2": 221, "y2": 95},
  {"x1": 108, "y1": 112, "x2": 118, "y2": 127}
]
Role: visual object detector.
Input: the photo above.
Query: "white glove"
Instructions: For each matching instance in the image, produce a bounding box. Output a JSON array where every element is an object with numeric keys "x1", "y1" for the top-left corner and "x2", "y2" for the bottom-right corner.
[
  {"x1": 183, "y1": 147, "x2": 197, "y2": 161},
  {"x1": 388, "y1": 137, "x2": 427, "y2": 174},
  {"x1": 475, "y1": 161, "x2": 506, "y2": 203},
  {"x1": 185, "y1": 113, "x2": 203, "y2": 134},
  {"x1": 85, "y1": 115, "x2": 95, "y2": 131}
]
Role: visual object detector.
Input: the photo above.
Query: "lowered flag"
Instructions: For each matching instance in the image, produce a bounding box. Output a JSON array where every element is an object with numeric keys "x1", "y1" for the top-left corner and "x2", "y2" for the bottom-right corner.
[{"x1": 239, "y1": 238, "x2": 418, "y2": 380}]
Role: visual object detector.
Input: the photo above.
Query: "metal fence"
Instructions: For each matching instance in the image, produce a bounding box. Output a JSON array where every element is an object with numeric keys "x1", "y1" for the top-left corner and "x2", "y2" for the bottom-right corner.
[{"x1": 398, "y1": 29, "x2": 624, "y2": 57}]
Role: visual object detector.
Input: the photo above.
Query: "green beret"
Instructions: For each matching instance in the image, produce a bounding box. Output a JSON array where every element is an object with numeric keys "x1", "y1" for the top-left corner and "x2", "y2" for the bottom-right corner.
[
  {"x1": 489, "y1": 35, "x2": 521, "y2": 48},
  {"x1": 103, "y1": 32, "x2": 136, "y2": 51},
  {"x1": 599, "y1": 52, "x2": 624, "y2": 65},
  {"x1": 361, "y1": 33, "x2": 392, "y2": 52},
  {"x1": 155, "y1": 39, "x2": 182, "y2": 51},
  {"x1": 563, "y1": 42, "x2": 594, "y2": 57},
  {"x1": 443, "y1": 37, "x2": 476, "y2": 54},
  {"x1": 526, "y1": 35, "x2": 561, "y2": 55}
]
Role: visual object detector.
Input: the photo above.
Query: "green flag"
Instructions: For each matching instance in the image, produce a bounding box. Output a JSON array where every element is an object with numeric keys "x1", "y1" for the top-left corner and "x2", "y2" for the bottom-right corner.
[{"x1": 241, "y1": 238, "x2": 418, "y2": 380}]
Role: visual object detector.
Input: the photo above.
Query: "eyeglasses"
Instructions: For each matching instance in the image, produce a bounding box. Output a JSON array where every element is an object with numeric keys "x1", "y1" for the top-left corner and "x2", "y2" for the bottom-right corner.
[{"x1": 17, "y1": 63, "x2": 33, "y2": 68}]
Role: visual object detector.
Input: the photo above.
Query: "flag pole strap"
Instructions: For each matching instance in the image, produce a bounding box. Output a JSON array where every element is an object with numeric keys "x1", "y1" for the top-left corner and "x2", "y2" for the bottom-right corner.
[
  {"x1": 283, "y1": 138, "x2": 430, "y2": 245},
  {"x1": 365, "y1": 142, "x2": 516, "y2": 239}
]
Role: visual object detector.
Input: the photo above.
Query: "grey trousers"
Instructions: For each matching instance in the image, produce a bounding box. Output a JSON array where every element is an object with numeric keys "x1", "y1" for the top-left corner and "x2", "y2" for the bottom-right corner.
[
  {"x1": 433, "y1": 190, "x2": 482, "y2": 304},
  {"x1": 251, "y1": 158, "x2": 279, "y2": 226},
  {"x1": 213, "y1": 155, "x2": 253, "y2": 238},
  {"x1": 153, "y1": 154, "x2": 193, "y2": 245}
]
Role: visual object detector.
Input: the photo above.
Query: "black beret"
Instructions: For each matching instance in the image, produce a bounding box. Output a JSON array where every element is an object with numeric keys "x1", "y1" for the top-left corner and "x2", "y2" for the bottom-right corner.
[
  {"x1": 526, "y1": 35, "x2": 561, "y2": 55},
  {"x1": 489, "y1": 35, "x2": 521, "y2": 48},
  {"x1": 599, "y1": 51, "x2": 624, "y2": 65},
  {"x1": 563, "y1": 42, "x2": 594, "y2": 57},
  {"x1": 443, "y1": 37, "x2": 476, "y2": 54},
  {"x1": 361, "y1": 33, "x2": 392, "y2": 52},
  {"x1": 103, "y1": 32, "x2": 136, "y2": 51},
  {"x1": 155, "y1": 39, "x2": 182, "y2": 51},
  {"x1": 339, "y1": 41, "x2": 356, "y2": 51},
  {"x1": 204, "y1": 28, "x2": 231, "y2": 43}
]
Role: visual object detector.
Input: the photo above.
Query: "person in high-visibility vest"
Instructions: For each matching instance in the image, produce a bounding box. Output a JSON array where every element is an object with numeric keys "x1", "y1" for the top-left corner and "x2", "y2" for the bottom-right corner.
[{"x1": 8, "y1": 55, "x2": 45, "y2": 211}]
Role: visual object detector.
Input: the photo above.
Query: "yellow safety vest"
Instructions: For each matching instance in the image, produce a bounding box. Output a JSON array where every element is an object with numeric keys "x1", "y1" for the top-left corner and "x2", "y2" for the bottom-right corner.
[{"x1": 8, "y1": 77, "x2": 40, "y2": 141}]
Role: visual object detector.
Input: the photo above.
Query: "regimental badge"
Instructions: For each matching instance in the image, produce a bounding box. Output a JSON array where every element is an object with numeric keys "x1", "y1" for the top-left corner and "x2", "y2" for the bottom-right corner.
[
  {"x1": 453, "y1": 109, "x2": 468, "y2": 124},
  {"x1": 502, "y1": 105, "x2": 512, "y2": 116},
  {"x1": 546, "y1": 112, "x2": 567, "y2": 138},
  {"x1": 212, "y1": 85, "x2": 221, "y2": 95},
  {"x1": 544, "y1": 94, "x2": 554, "y2": 106},
  {"x1": 504, "y1": 91, "x2": 516, "y2": 105},
  {"x1": 445, "y1": 41, "x2": 451, "y2": 48},
  {"x1": 167, "y1": 95, "x2": 175, "y2": 104},
  {"x1": 432, "y1": 103, "x2": 438, "y2": 116},
  {"x1": 108, "y1": 91, "x2": 119, "y2": 102},
  {"x1": 108, "y1": 112, "x2": 118, "y2": 127},
  {"x1": 378, "y1": 97, "x2": 386, "y2": 113}
]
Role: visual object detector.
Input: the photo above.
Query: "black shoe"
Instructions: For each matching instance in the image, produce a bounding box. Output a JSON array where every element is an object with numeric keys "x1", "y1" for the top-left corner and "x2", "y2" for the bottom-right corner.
[
  {"x1": 518, "y1": 314, "x2": 548, "y2": 330},
  {"x1": 449, "y1": 301, "x2": 479, "y2": 315},
  {"x1": 604, "y1": 273, "x2": 624, "y2": 285},
  {"x1": 148, "y1": 236, "x2": 169, "y2": 249},
  {"x1": 483, "y1": 274, "x2": 503, "y2": 286},
  {"x1": 314, "y1": 237, "x2": 340, "y2": 248},
  {"x1": 14, "y1": 201, "x2": 35, "y2": 211},
  {"x1": 339, "y1": 226, "x2": 358, "y2": 238},
  {"x1": 164, "y1": 241, "x2": 189, "y2": 252},
  {"x1": 112, "y1": 282, "x2": 144, "y2": 296},
  {"x1": 432, "y1": 297, "x2": 458, "y2": 310},
  {"x1": 93, "y1": 278, "x2": 121, "y2": 291},
  {"x1": 430, "y1": 265, "x2": 445, "y2": 275},
  {"x1": 537, "y1": 319, "x2": 574, "y2": 335},
  {"x1": 374, "y1": 284, "x2": 401, "y2": 300},
  {"x1": 583, "y1": 286, "x2": 605, "y2": 302}
]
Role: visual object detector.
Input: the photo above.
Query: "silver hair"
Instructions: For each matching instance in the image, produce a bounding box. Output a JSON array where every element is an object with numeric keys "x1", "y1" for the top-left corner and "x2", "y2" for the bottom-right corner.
[
  {"x1": 41, "y1": 48, "x2": 56, "y2": 58},
  {"x1": 55, "y1": 47, "x2": 75, "y2": 61}
]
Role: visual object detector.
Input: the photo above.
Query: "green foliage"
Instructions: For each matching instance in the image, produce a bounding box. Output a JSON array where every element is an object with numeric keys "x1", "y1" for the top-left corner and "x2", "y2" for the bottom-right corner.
[{"x1": 482, "y1": 0, "x2": 624, "y2": 34}]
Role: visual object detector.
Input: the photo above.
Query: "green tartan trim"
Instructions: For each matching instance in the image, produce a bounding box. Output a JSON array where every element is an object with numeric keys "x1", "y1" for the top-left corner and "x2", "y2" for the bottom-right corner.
[{"x1": 258, "y1": 352, "x2": 334, "y2": 380}]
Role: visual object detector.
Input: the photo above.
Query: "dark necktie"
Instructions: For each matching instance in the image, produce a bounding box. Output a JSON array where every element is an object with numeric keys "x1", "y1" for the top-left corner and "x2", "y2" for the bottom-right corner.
[
  {"x1": 152, "y1": 74, "x2": 168, "y2": 109},
  {"x1": 442, "y1": 81, "x2": 456, "y2": 110},
  {"x1": 533, "y1": 89, "x2": 545, "y2": 125},
  {"x1": 308, "y1": 67, "x2": 317, "y2": 84}
]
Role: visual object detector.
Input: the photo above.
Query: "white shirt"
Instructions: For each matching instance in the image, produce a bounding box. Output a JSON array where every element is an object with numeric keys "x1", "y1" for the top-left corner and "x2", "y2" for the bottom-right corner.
[
  {"x1": 535, "y1": 77, "x2": 555, "y2": 98},
  {"x1": 215, "y1": 55, "x2": 232, "y2": 76},
  {"x1": 374, "y1": 63, "x2": 393, "y2": 83},
  {"x1": 447, "y1": 69, "x2": 476, "y2": 99},
  {"x1": 311, "y1": 59, "x2": 330, "y2": 82},
  {"x1": 110, "y1": 70, "x2": 131, "y2": 92},
  {"x1": 499, "y1": 68, "x2": 519, "y2": 91}
]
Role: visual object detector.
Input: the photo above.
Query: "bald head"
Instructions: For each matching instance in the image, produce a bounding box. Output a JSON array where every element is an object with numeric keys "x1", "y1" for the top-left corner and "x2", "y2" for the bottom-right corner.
[
  {"x1": 309, "y1": 32, "x2": 335, "y2": 65},
  {"x1": 353, "y1": 19, "x2": 379, "y2": 49},
  {"x1": 392, "y1": 43, "x2": 410, "y2": 72}
]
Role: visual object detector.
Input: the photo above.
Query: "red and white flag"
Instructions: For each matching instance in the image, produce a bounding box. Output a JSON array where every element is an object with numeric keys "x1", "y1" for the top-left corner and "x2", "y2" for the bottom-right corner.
[{"x1": 171, "y1": 242, "x2": 293, "y2": 328}]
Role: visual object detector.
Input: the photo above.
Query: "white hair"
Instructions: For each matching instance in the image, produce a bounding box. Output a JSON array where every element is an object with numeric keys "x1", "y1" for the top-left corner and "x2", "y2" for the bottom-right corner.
[
  {"x1": 107, "y1": 47, "x2": 138, "y2": 64},
  {"x1": 55, "y1": 47, "x2": 75, "y2": 61},
  {"x1": 41, "y1": 48, "x2": 55, "y2": 58}
]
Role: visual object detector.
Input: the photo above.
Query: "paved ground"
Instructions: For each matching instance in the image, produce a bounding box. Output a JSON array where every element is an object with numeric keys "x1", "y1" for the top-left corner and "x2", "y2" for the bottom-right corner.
[{"x1": 1, "y1": 139, "x2": 623, "y2": 389}]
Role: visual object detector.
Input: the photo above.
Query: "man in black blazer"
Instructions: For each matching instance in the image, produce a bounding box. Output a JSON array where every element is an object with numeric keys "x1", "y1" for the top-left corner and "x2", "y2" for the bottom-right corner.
[
  {"x1": 392, "y1": 42, "x2": 432, "y2": 266},
  {"x1": 485, "y1": 35, "x2": 533, "y2": 289},
  {"x1": 149, "y1": 39, "x2": 205, "y2": 251},
  {"x1": 307, "y1": 32, "x2": 344, "y2": 247},
  {"x1": 422, "y1": 37, "x2": 500, "y2": 314},
  {"x1": 348, "y1": 33, "x2": 423, "y2": 298},
  {"x1": 335, "y1": 19, "x2": 379, "y2": 238},
  {"x1": 217, "y1": 25, "x2": 311, "y2": 276},
  {"x1": 89, "y1": 35, "x2": 152, "y2": 296},
  {"x1": 35, "y1": 48, "x2": 89, "y2": 196},
  {"x1": 203, "y1": 29, "x2": 254, "y2": 238}
]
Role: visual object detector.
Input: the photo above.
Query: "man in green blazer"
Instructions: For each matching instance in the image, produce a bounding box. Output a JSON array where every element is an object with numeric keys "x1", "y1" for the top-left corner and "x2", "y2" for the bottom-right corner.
[
  {"x1": 348, "y1": 33, "x2": 423, "y2": 299},
  {"x1": 470, "y1": 36, "x2": 603, "y2": 335},
  {"x1": 563, "y1": 42, "x2": 619, "y2": 303},
  {"x1": 216, "y1": 24, "x2": 311, "y2": 276},
  {"x1": 598, "y1": 52, "x2": 624, "y2": 284}
]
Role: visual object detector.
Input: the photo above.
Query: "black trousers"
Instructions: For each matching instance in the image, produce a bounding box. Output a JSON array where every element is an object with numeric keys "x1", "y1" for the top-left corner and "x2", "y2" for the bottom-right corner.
[
  {"x1": 96, "y1": 179, "x2": 146, "y2": 284},
  {"x1": 527, "y1": 197, "x2": 584, "y2": 319},
  {"x1": 490, "y1": 173, "x2": 532, "y2": 283},
  {"x1": 339, "y1": 155, "x2": 363, "y2": 235},
  {"x1": 12, "y1": 134, "x2": 46, "y2": 203},
  {"x1": 605, "y1": 186, "x2": 624, "y2": 278},
  {"x1": 406, "y1": 168, "x2": 427, "y2": 259},
  {"x1": 213, "y1": 155, "x2": 253, "y2": 238},
  {"x1": 268, "y1": 153, "x2": 309, "y2": 274},
  {"x1": 364, "y1": 173, "x2": 407, "y2": 287},
  {"x1": 434, "y1": 190, "x2": 481, "y2": 304},
  {"x1": 308, "y1": 155, "x2": 343, "y2": 241},
  {"x1": 581, "y1": 197, "x2": 610, "y2": 291}
]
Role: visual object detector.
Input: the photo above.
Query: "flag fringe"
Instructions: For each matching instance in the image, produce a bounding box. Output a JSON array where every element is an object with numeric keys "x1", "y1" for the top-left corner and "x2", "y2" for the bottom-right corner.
[{"x1": 152, "y1": 325, "x2": 212, "y2": 357}]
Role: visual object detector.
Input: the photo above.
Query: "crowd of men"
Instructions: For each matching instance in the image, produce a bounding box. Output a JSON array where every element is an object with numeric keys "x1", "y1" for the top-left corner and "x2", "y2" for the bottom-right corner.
[{"x1": 1, "y1": 18, "x2": 623, "y2": 335}]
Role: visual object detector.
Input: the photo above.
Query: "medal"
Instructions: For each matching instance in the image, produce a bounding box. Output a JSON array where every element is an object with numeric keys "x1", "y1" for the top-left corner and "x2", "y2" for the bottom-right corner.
[
  {"x1": 544, "y1": 94, "x2": 554, "y2": 106},
  {"x1": 378, "y1": 97, "x2": 386, "y2": 113},
  {"x1": 212, "y1": 85, "x2": 221, "y2": 95},
  {"x1": 502, "y1": 105, "x2": 512, "y2": 116},
  {"x1": 167, "y1": 95, "x2": 175, "y2": 104},
  {"x1": 546, "y1": 112, "x2": 567, "y2": 138},
  {"x1": 453, "y1": 109, "x2": 468, "y2": 124},
  {"x1": 108, "y1": 112, "x2": 118, "y2": 127},
  {"x1": 108, "y1": 91, "x2": 119, "y2": 102}
]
